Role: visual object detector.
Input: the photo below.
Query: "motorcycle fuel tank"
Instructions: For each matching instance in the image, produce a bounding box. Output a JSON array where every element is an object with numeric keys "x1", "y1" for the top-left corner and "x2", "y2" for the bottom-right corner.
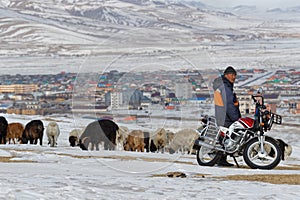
[{"x1": 238, "y1": 117, "x2": 255, "y2": 128}]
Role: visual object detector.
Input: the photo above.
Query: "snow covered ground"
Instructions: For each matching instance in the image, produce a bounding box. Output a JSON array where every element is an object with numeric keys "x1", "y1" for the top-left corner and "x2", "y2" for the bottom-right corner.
[{"x1": 0, "y1": 113, "x2": 299, "y2": 200}]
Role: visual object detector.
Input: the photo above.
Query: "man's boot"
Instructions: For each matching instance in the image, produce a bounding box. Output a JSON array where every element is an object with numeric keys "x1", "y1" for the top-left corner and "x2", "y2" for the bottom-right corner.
[{"x1": 217, "y1": 155, "x2": 234, "y2": 167}]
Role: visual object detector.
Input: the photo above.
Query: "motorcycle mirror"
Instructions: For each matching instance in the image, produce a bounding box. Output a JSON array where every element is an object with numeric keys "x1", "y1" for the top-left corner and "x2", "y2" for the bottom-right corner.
[{"x1": 257, "y1": 88, "x2": 263, "y2": 94}]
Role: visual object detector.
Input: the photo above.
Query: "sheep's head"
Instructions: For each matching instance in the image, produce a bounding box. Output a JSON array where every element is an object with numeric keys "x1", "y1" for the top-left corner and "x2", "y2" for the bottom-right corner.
[
  {"x1": 79, "y1": 137, "x2": 90, "y2": 150},
  {"x1": 69, "y1": 136, "x2": 78, "y2": 147}
]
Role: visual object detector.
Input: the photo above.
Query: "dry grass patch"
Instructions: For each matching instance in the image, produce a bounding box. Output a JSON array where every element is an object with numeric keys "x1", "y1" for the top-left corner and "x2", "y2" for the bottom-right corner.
[
  {"x1": 226, "y1": 164, "x2": 300, "y2": 171},
  {"x1": 217, "y1": 174, "x2": 300, "y2": 185},
  {"x1": 152, "y1": 172, "x2": 187, "y2": 178},
  {"x1": 0, "y1": 157, "x2": 14, "y2": 162},
  {"x1": 275, "y1": 165, "x2": 300, "y2": 171},
  {"x1": 0, "y1": 156, "x2": 36, "y2": 163}
]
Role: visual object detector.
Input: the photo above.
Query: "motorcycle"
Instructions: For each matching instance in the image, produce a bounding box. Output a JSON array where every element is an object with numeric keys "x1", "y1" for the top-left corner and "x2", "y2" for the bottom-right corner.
[{"x1": 194, "y1": 90, "x2": 283, "y2": 169}]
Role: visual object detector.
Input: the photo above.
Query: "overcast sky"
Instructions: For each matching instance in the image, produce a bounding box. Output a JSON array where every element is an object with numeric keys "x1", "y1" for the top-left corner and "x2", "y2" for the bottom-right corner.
[{"x1": 198, "y1": 0, "x2": 299, "y2": 9}]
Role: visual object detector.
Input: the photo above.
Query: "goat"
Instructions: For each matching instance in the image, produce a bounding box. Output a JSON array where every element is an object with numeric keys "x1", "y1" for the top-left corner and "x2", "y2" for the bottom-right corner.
[{"x1": 46, "y1": 121, "x2": 60, "y2": 147}]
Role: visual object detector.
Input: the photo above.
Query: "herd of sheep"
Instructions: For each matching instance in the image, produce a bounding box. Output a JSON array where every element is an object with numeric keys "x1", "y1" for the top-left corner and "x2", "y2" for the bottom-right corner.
[
  {"x1": 0, "y1": 116, "x2": 60, "y2": 147},
  {"x1": 0, "y1": 116, "x2": 200, "y2": 155},
  {"x1": 0, "y1": 116, "x2": 293, "y2": 161},
  {"x1": 118, "y1": 126, "x2": 200, "y2": 154},
  {"x1": 76, "y1": 119, "x2": 200, "y2": 154}
]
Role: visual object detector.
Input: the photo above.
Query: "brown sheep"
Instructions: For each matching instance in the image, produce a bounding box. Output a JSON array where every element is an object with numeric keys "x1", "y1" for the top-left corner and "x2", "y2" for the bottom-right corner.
[
  {"x1": 116, "y1": 126, "x2": 130, "y2": 150},
  {"x1": 6, "y1": 123, "x2": 24, "y2": 144},
  {"x1": 276, "y1": 139, "x2": 292, "y2": 160},
  {"x1": 124, "y1": 130, "x2": 145, "y2": 152},
  {"x1": 153, "y1": 128, "x2": 167, "y2": 153},
  {"x1": 258, "y1": 138, "x2": 292, "y2": 161}
]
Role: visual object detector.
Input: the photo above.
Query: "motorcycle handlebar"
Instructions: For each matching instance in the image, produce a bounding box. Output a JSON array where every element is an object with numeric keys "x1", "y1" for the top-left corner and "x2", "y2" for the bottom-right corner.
[{"x1": 252, "y1": 94, "x2": 264, "y2": 106}]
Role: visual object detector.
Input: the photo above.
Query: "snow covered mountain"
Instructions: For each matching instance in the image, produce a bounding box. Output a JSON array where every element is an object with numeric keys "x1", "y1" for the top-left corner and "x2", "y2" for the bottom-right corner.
[{"x1": 0, "y1": 0, "x2": 299, "y2": 73}]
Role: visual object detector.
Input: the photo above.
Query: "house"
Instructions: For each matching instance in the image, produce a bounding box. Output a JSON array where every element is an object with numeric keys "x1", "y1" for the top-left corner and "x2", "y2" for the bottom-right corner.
[
  {"x1": 190, "y1": 93, "x2": 212, "y2": 104},
  {"x1": 0, "y1": 101, "x2": 13, "y2": 113},
  {"x1": 264, "y1": 94, "x2": 280, "y2": 104},
  {"x1": 238, "y1": 93, "x2": 256, "y2": 115},
  {"x1": 7, "y1": 107, "x2": 44, "y2": 115},
  {"x1": 140, "y1": 96, "x2": 151, "y2": 109},
  {"x1": 13, "y1": 93, "x2": 34, "y2": 101},
  {"x1": 289, "y1": 100, "x2": 300, "y2": 114},
  {"x1": 0, "y1": 84, "x2": 38, "y2": 94},
  {"x1": 279, "y1": 100, "x2": 290, "y2": 108},
  {"x1": 267, "y1": 103, "x2": 277, "y2": 113}
]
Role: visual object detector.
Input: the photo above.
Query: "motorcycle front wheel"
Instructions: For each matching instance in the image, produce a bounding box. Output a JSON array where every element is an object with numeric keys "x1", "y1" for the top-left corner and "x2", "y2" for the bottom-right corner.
[
  {"x1": 196, "y1": 145, "x2": 222, "y2": 166},
  {"x1": 243, "y1": 136, "x2": 282, "y2": 170}
]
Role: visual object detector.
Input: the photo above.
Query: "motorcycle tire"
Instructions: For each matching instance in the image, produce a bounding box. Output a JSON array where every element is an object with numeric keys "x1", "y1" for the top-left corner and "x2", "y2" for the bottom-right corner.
[
  {"x1": 196, "y1": 145, "x2": 222, "y2": 166},
  {"x1": 243, "y1": 136, "x2": 282, "y2": 170}
]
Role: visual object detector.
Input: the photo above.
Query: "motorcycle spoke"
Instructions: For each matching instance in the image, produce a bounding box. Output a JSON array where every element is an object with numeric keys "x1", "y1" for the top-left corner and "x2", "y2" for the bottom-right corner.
[
  {"x1": 250, "y1": 154, "x2": 259, "y2": 161},
  {"x1": 264, "y1": 155, "x2": 276, "y2": 161}
]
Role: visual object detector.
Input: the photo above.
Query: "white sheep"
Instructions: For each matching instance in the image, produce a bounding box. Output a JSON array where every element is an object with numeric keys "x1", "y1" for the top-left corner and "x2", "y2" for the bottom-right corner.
[
  {"x1": 168, "y1": 128, "x2": 199, "y2": 154},
  {"x1": 46, "y1": 122, "x2": 60, "y2": 147},
  {"x1": 166, "y1": 129, "x2": 175, "y2": 145}
]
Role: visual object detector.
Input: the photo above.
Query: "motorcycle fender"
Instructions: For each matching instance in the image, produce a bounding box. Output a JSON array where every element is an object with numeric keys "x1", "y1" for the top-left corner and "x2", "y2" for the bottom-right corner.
[{"x1": 246, "y1": 136, "x2": 279, "y2": 148}]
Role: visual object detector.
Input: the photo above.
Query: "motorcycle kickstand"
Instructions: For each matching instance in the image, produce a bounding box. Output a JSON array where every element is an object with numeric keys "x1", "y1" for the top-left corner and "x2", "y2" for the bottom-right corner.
[{"x1": 231, "y1": 156, "x2": 240, "y2": 168}]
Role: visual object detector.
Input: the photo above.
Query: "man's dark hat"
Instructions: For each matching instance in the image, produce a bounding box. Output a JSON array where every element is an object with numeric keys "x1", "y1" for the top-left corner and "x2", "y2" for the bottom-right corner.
[{"x1": 224, "y1": 66, "x2": 237, "y2": 75}]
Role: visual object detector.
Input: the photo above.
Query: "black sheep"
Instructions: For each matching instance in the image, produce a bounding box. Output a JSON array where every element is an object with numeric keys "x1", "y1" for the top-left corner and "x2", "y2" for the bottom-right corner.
[
  {"x1": 0, "y1": 116, "x2": 8, "y2": 144},
  {"x1": 22, "y1": 120, "x2": 44, "y2": 145},
  {"x1": 79, "y1": 119, "x2": 119, "y2": 151},
  {"x1": 143, "y1": 131, "x2": 150, "y2": 152}
]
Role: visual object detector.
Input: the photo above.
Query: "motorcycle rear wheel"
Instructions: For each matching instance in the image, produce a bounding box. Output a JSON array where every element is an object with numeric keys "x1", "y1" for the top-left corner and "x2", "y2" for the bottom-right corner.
[
  {"x1": 196, "y1": 145, "x2": 222, "y2": 166},
  {"x1": 243, "y1": 136, "x2": 282, "y2": 170}
]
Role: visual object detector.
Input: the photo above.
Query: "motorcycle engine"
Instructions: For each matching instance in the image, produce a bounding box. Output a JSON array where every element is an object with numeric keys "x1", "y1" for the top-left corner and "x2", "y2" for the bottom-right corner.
[
  {"x1": 224, "y1": 121, "x2": 245, "y2": 151},
  {"x1": 224, "y1": 131, "x2": 243, "y2": 151},
  {"x1": 224, "y1": 138, "x2": 235, "y2": 150}
]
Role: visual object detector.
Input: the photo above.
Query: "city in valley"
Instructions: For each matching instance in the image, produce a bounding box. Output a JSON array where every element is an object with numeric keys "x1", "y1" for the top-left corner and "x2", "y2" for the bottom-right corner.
[{"x1": 0, "y1": 67, "x2": 299, "y2": 123}]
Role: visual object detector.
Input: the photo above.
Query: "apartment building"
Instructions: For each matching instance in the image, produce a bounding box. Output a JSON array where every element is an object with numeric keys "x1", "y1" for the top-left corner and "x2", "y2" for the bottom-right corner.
[
  {"x1": 175, "y1": 82, "x2": 193, "y2": 100},
  {"x1": 0, "y1": 84, "x2": 38, "y2": 94},
  {"x1": 110, "y1": 91, "x2": 123, "y2": 110},
  {"x1": 238, "y1": 93, "x2": 256, "y2": 115}
]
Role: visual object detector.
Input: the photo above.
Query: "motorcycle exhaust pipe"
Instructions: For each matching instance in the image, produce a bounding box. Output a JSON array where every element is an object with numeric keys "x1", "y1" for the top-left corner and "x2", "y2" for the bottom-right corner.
[{"x1": 194, "y1": 139, "x2": 225, "y2": 152}]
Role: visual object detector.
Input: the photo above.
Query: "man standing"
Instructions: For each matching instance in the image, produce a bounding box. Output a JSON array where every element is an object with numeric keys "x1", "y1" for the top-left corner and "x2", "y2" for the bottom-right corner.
[{"x1": 213, "y1": 66, "x2": 241, "y2": 166}]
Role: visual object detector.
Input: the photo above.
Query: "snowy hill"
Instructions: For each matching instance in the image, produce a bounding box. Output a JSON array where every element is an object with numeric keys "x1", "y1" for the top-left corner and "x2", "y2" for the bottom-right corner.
[{"x1": 0, "y1": 0, "x2": 299, "y2": 73}]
